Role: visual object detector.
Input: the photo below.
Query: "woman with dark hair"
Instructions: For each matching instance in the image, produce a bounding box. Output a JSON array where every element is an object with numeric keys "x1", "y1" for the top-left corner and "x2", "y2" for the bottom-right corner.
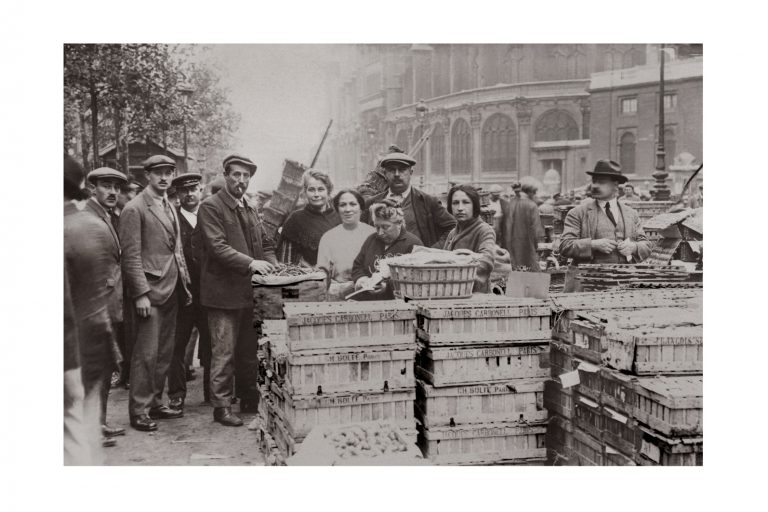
[
  {"x1": 316, "y1": 189, "x2": 376, "y2": 296},
  {"x1": 351, "y1": 199, "x2": 422, "y2": 300},
  {"x1": 278, "y1": 169, "x2": 340, "y2": 266},
  {"x1": 442, "y1": 184, "x2": 496, "y2": 293}
]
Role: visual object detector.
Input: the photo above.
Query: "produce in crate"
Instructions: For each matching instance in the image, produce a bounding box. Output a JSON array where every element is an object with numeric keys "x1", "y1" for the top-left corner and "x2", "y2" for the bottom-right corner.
[{"x1": 251, "y1": 264, "x2": 327, "y2": 286}]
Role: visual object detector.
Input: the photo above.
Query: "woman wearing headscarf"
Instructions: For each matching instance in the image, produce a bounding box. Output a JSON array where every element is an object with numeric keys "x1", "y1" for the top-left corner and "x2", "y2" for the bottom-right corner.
[
  {"x1": 351, "y1": 199, "x2": 422, "y2": 300},
  {"x1": 278, "y1": 169, "x2": 340, "y2": 266},
  {"x1": 316, "y1": 189, "x2": 376, "y2": 299},
  {"x1": 442, "y1": 184, "x2": 496, "y2": 293}
]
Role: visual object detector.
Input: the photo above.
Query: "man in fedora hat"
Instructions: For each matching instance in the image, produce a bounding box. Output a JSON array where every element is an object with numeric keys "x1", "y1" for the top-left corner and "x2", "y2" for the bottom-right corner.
[
  {"x1": 558, "y1": 159, "x2": 652, "y2": 266},
  {"x1": 198, "y1": 154, "x2": 277, "y2": 427},
  {"x1": 83, "y1": 167, "x2": 129, "y2": 444},
  {"x1": 119, "y1": 155, "x2": 192, "y2": 432},
  {"x1": 364, "y1": 148, "x2": 455, "y2": 248}
]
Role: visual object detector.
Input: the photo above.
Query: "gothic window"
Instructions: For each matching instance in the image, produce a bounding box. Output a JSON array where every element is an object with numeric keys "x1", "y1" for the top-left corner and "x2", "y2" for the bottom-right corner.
[
  {"x1": 395, "y1": 129, "x2": 410, "y2": 154},
  {"x1": 534, "y1": 110, "x2": 580, "y2": 142},
  {"x1": 451, "y1": 118, "x2": 472, "y2": 174},
  {"x1": 481, "y1": 113, "x2": 517, "y2": 174},
  {"x1": 619, "y1": 132, "x2": 636, "y2": 174},
  {"x1": 430, "y1": 122, "x2": 446, "y2": 175}
]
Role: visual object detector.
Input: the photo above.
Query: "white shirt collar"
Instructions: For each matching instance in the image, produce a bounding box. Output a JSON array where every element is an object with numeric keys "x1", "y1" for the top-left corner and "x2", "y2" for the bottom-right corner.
[
  {"x1": 386, "y1": 185, "x2": 412, "y2": 201},
  {"x1": 596, "y1": 198, "x2": 619, "y2": 212},
  {"x1": 179, "y1": 206, "x2": 198, "y2": 228}
]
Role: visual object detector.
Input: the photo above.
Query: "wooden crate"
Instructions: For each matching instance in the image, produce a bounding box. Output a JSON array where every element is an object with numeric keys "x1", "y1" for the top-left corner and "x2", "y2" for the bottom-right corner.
[
  {"x1": 599, "y1": 368, "x2": 636, "y2": 418},
  {"x1": 571, "y1": 429, "x2": 604, "y2": 466},
  {"x1": 604, "y1": 444, "x2": 637, "y2": 466},
  {"x1": 418, "y1": 422, "x2": 546, "y2": 466},
  {"x1": 283, "y1": 348, "x2": 415, "y2": 396},
  {"x1": 568, "y1": 318, "x2": 604, "y2": 365},
  {"x1": 268, "y1": 189, "x2": 298, "y2": 214},
  {"x1": 416, "y1": 342, "x2": 549, "y2": 387},
  {"x1": 635, "y1": 425, "x2": 703, "y2": 466},
  {"x1": 261, "y1": 205, "x2": 288, "y2": 229},
  {"x1": 415, "y1": 378, "x2": 546, "y2": 428},
  {"x1": 284, "y1": 301, "x2": 416, "y2": 352},
  {"x1": 543, "y1": 378, "x2": 575, "y2": 420},
  {"x1": 575, "y1": 361, "x2": 602, "y2": 402},
  {"x1": 549, "y1": 339, "x2": 576, "y2": 378},
  {"x1": 277, "y1": 159, "x2": 307, "y2": 189},
  {"x1": 253, "y1": 281, "x2": 327, "y2": 321},
  {"x1": 601, "y1": 406, "x2": 638, "y2": 457},
  {"x1": 573, "y1": 394, "x2": 603, "y2": 441},
  {"x1": 633, "y1": 376, "x2": 702, "y2": 436},
  {"x1": 270, "y1": 383, "x2": 416, "y2": 439},
  {"x1": 608, "y1": 328, "x2": 703, "y2": 375},
  {"x1": 415, "y1": 297, "x2": 551, "y2": 346},
  {"x1": 546, "y1": 413, "x2": 573, "y2": 464}
]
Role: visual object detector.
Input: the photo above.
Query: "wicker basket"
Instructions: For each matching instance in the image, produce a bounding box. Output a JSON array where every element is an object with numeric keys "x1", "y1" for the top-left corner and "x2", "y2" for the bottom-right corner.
[{"x1": 388, "y1": 263, "x2": 477, "y2": 299}]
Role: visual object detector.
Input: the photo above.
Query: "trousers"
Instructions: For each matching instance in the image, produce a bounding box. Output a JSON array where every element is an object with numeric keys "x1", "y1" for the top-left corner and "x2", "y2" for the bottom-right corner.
[
  {"x1": 168, "y1": 300, "x2": 211, "y2": 401},
  {"x1": 207, "y1": 307, "x2": 259, "y2": 408},
  {"x1": 128, "y1": 287, "x2": 179, "y2": 418},
  {"x1": 64, "y1": 368, "x2": 96, "y2": 465}
]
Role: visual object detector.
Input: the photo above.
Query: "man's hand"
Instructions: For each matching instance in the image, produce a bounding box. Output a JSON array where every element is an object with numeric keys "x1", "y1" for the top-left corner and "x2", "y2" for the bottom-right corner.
[
  {"x1": 135, "y1": 294, "x2": 151, "y2": 318},
  {"x1": 355, "y1": 277, "x2": 370, "y2": 291},
  {"x1": 591, "y1": 238, "x2": 618, "y2": 254},
  {"x1": 617, "y1": 239, "x2": 637, "y2": 258},
  {"x1": 249, "y1": 259, "x2": 275, "y2": 275}
]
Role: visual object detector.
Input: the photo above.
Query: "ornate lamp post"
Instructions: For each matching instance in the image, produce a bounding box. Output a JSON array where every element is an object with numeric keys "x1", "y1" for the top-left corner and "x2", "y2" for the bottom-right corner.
[{"x1": 651, "y1": 44, "x2": 671, "y2": 201}]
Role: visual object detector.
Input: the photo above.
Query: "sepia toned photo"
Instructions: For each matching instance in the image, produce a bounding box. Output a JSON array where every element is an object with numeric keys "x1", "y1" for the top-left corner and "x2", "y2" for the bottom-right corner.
[{"x1": 63, "y1": 43, "x2": 703, "y2": 466}]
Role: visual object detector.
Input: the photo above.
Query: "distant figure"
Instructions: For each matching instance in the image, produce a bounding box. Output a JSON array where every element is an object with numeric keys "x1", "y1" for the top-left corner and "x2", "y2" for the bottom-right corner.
[
  {"x1": 487, "y1": 184, "x2": 505, "y2": 240},
  {"x1": 553, "y1": 193, "x2": 571, "y2": 206},
  {"x1": 622, "y1": 183, "x2": 641, "y2": 201},
  {"x1": 499, "y1": 183, "x2": 545, "y2": 271}
]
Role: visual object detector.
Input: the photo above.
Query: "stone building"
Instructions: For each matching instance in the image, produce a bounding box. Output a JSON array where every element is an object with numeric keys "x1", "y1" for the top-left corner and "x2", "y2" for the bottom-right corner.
[{"x1": 325, "y1": 44, "x2": 650, "y2": 195}]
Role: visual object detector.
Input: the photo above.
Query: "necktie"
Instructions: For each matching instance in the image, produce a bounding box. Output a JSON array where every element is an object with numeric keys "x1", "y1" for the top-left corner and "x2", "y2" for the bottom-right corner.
[
  {"x1": 604, "y1": 202, "x2": 617, "y2": 227},
  {"x1": 163, "y1": 199, "x2": 177, "y2": 235},
  {"x1": 108, "y1": 209, "x2": 120, "y2": 239}
]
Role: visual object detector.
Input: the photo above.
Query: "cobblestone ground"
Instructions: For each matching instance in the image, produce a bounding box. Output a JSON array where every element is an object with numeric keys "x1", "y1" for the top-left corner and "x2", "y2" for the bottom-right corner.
[{"x1": 103, "y1": 366, "x2": 265, "y2": 466}]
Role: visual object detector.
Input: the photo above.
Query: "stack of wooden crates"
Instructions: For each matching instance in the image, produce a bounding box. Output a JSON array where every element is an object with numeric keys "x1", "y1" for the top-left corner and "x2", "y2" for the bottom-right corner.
[
  {"x1": 259, "y1": 301, "x2": 419, "y2": 458},
  {"x1": 413, "y1": 296, "x2": 552, "y2": 465},
  {"x1": 545, "y1": 288, "x2": 703, "y2": 466},
  {"x1": 260, "y1": 159, "x2": 306, "y2": 241}
]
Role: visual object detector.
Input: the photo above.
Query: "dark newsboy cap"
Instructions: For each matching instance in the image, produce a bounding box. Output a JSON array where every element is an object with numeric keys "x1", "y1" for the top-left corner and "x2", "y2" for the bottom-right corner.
[
  {"x1": 87, "y1": 167, "x2": 128, "y2": 184},
  {"x1": 223, "y1": 154, "x2": 258, "y2": 172},
  {"x1": 587, "y1": 159, "x2": 627, "y2": 184},
  {"x1": 171, "y1": 172, "x2": 203, "y2": 189},
  {"x1": 379, "y1": 152, "x2": 416, "y2": 168},
  {"x1": 143, "y1": 155, "x2": 176, "y2": 172}
]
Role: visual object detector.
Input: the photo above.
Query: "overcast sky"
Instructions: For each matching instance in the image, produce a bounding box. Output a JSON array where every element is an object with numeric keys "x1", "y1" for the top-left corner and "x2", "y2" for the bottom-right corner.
[{"x1": 196, "y1": 45, "x2": 340, "y2": 192}]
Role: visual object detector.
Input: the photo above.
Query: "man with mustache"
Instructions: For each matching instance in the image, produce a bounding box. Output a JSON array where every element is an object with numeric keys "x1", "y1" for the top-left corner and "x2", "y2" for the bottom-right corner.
[
  {"x1": 83, "y1": 167, "x2": 128, "y2": 445},
  {"x1": 198, "y1": 154, "x2": 277, "y2": 427},
  {"x1": 365, "y1": 150, "x2": 456, "y2": 248},
  {"x1": 119, "y1": 155, "x2": 192, "y2": 432},
  {"x1": 558, "y1": 159, "x2": 652, "y2": 266},
  {"x1": 166, "y1": 173, "x2": 212, "y2": 411}
]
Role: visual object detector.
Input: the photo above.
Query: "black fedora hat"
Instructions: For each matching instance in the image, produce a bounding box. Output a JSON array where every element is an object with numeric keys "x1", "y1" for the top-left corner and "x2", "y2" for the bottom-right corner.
[{"x1": 587, "y1": 159, "x2": 628, "y2": 184}]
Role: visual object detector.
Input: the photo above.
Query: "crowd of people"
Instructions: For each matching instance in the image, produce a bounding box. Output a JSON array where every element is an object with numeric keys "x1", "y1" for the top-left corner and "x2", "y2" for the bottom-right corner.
[{"x1": 63, "y1": 142, "x2": 656, "y2": 465}]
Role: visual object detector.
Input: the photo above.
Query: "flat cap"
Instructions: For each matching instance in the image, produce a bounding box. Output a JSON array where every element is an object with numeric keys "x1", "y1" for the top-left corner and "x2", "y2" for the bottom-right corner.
[
  {"x1": 489, "y1": 184, "x2": 503, "y2": 194},
  {"x1": 223, "y1": 154, "x2": 257, "y2": 172},
  {"x1": 379, "y1": 152, "x2": 416, "y2": 168},
  {"x1": 143, "y1": 154, "x2": 176, "y2": 172},
  {"x1": 87, "y1": 167, "x2": 128, "y2": 184},
  {"x1": 587, "y1": 159, "x2": 627, "y2": 184},
  {"x1": 171, "y1": 172, "x2": 203, "y2": 189}
]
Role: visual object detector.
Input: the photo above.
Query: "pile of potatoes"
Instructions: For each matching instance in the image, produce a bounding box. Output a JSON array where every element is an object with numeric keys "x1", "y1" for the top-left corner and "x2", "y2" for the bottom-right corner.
[{"x1": 325, "y1": 424, "x2": 409, "y2": 459}]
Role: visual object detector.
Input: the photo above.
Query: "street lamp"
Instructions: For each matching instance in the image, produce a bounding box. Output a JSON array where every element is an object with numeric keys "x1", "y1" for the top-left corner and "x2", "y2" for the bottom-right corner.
[
  {"x1": 651, "y1": 44, "x2": 671, "y2": 201},
  {"x1": 177, "y1": 82, "x2": 194, "y2": 169}
]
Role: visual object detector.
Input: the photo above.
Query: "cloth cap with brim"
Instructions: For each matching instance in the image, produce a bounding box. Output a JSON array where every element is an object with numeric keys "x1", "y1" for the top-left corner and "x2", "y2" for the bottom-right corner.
[
  {"x1": 489, "y1": 184, "x2": 503, "y2": 194},
  {"x1": 143, "y1": 155, "x2": 176, "y2": 172},
  {"x1": 87, "y1": 167, "x2": 128, "y2": 184},
  {"x1": 587, "y1": 159, "x2": 628, "y2": 184},
  {"x1": 171, "y1": 172, "x2": 203, "y2": 189},
  {"x1": 379, "y1": 152, "x2": 416, "y2": 168},
  {"x1": 223, "y1": 154, "x2": 257, "y2": 172}
]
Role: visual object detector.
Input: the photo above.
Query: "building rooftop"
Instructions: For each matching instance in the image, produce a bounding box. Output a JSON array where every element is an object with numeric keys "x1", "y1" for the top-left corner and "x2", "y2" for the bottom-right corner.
[{"x1": 589, "y1": 57, "x2": 703, "y2": 92}]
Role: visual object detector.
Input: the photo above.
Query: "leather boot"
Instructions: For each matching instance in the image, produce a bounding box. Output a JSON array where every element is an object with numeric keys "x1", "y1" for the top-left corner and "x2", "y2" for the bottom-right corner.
[{"x1": 213, "y1": 406, "x2": 243, "y2": 427}]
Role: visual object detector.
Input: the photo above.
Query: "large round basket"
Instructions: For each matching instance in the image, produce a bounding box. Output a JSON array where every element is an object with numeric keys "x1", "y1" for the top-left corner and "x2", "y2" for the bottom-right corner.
[{"x1": 388, "y1": 263, "x2": 477, "y2": 299}]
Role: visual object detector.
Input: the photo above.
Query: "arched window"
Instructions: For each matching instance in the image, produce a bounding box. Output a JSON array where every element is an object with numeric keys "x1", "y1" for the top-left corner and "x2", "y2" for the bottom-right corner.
[
  {"x1": 451, "y1": 118, "x2": 472, "y2": 175},
  {"x1": 619, "y1": 132, "x2": 636, "y2": 174},
  {"x1": 430, "y1": 122, "x2": 446, "y2": 175},
  {"x1": 395, "y1": 129, "x2": 410, "y2": 154},
  {"x1": 481, "y1": 113, "x2": 517, "y2": 174},
  {"x1": 664, "y1": 128, "x2": 676, "y2": 168},
  {"x1": 534, "y1": 110, "x2": 580, "y2": 142},
  {"x1": 412, "y1": 125, "x2": 425, "y2": 174}
]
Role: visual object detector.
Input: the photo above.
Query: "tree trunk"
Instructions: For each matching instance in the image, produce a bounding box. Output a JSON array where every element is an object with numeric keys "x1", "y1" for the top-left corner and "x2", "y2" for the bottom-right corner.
[
  {"x1": 89, "y1": 79, "x2": 99, "y2": 171},
  {"x1": 78, "y1": 105, "x2": 90, "y2": 170},
  {"x1": 114, "y1": 106, "x2": 122, "y2": 173}
]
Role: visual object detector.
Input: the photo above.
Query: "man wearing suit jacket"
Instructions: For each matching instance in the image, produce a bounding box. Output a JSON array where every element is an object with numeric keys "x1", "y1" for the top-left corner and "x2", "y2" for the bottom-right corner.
[
  {"x1": 84, "y1": 167, "x2": 129, "y2": 444},
  {"x1": 119, "y1": 155, "x2": 192, "y2": 432},
  {"x1": 167, "y1": 173, "x2": 212, "y2": 411},
  {"x1": 199, "y1": 154, "x2": 277, "y2": 427},
  {"x1": 364, "y1": 152, "x2": 456, "y2": 248}
]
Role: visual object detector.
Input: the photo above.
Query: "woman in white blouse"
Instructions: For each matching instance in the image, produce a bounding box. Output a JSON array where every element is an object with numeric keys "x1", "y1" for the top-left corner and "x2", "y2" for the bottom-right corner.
[{"x1": 316, "y1": 188, "x2": 375, "y2": 299}]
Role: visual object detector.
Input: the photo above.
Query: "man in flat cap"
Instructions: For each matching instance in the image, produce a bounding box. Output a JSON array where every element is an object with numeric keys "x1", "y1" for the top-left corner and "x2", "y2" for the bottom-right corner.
[
  {"x1": 365, "y1": 149, "x2": 456, "y2": 248},
  {"x1": 487, "y1": 184, "x2": 506, "y2": 240},
  {"x1": 199, "y1": 154, "x2": 277, "y2": 427},
  {"x1": 119, "y1": 155, "x2": 192, "y2": 432},
  {"x1": 166, "y1": 173, "x2": 212, "y2": 411},
  {"x1": 558, "y1": 159, "x2": 652, "y2": 266},
  {"x1": 83, "y1": 167, "x2": 128, "y2": 444}
]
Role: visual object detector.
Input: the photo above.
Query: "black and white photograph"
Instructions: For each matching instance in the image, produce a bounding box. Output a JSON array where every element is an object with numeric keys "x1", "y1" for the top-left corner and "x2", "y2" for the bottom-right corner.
[{"x1": 2, "y1": 1, "x2": 765, "y2": 510}]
